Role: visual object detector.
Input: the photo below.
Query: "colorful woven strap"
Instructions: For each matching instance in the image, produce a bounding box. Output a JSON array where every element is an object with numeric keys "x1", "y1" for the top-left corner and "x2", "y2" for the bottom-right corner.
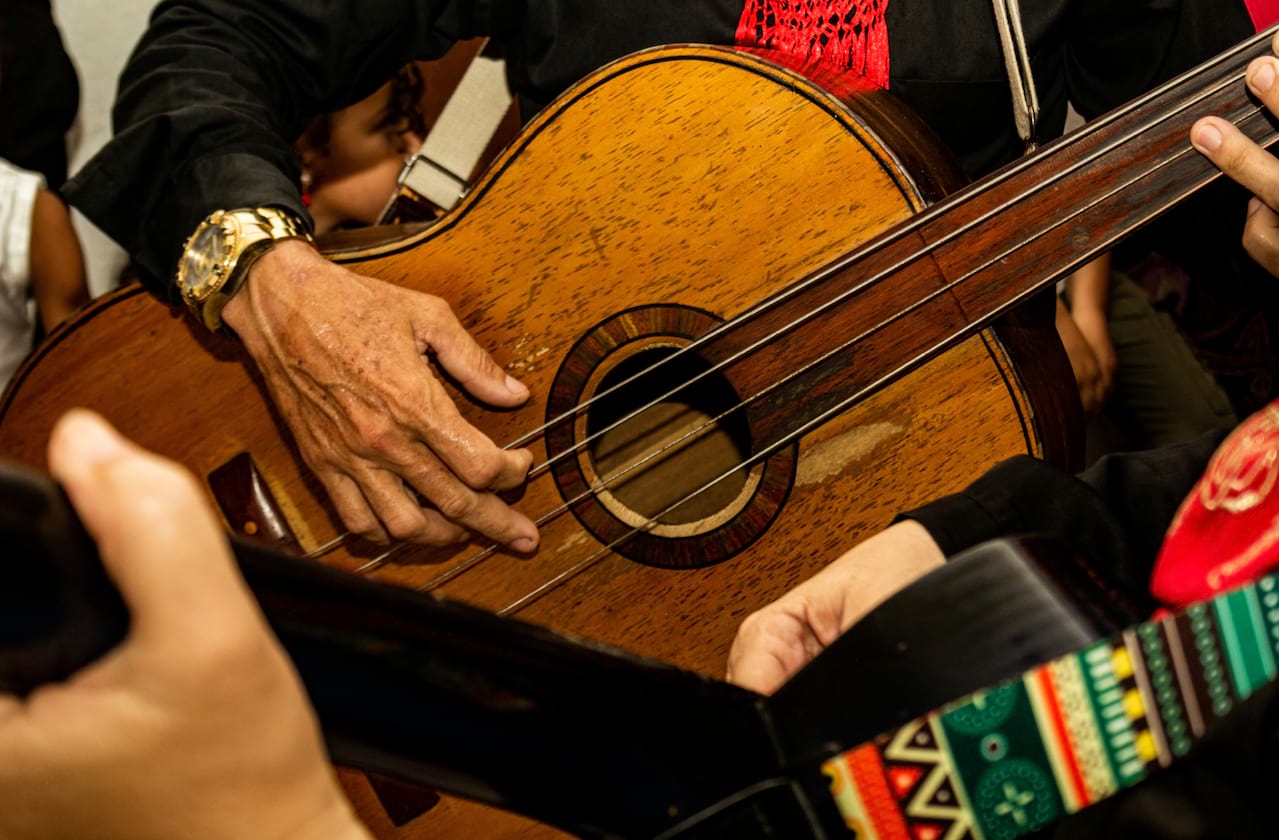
[{"x1": 822, "y1": 570, "x2": 1279, "y2": 839}]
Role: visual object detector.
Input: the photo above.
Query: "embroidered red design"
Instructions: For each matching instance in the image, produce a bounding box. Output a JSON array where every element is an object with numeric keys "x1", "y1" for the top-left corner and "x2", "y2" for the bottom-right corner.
[
  {"x1": 736, "y1": 0, "x2": 892, "y2": 89},
  {"x1": 1153, "y1": 402, "x2": 1279, "y2": 605},
  {"x1": 1196, "y1": 407, "x2": 1279, "y2": 515}
]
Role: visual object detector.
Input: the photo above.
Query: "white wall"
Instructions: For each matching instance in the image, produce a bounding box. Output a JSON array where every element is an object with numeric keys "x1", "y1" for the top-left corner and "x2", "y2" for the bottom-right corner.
[{"x1": 52, "y1": 0, "x2": 156, "y2": 296}]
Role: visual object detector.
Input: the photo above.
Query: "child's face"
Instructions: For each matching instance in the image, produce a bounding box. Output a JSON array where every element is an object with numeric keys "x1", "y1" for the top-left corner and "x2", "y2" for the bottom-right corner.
[{"x1": 303, "y1": 81, "x2": 424, "y2": 233}]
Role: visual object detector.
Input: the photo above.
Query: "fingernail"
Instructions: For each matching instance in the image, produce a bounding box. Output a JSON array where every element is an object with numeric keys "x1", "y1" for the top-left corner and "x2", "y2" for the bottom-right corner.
[
  {"x1": 511, "y1": 536, "x2": 537, "y2": 553},
  {"x1": 58, "y1": 411, "x2": 129, "y2": 466},
  {"x1": 1193, "y1": 123, "x2": 1223, "y2": 152},
  {"x1": 1253, "y1": 61, "x2": 1276, "y2": 93},
  {"x1": 1250, "y1": 196, "x2": 1265, "y2": 217},
  {"x1": 505, "y1": 375, "x2": 528, "y2": 398}
]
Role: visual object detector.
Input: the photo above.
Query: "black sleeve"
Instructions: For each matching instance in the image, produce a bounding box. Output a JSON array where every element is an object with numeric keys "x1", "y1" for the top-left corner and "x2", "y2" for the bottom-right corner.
[
  {"x1": 903, "y1": 429, "x2": 1231, "y2": 603},
  {"x1": 60, "y1": 0, "x2": 488, "y2": 294},
  {"x1": 1063, "y1": 0, "x2": 1258, "y2": 120}
]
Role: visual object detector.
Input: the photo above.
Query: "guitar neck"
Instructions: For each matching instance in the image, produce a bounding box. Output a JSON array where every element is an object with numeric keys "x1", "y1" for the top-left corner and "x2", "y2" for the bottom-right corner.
[
  {"x1": 695, "y1": 28, "x2": 1278, "y2": 469},
  {"x1": 911, "y1": 25, "x2": 1279, "y2": 328}
]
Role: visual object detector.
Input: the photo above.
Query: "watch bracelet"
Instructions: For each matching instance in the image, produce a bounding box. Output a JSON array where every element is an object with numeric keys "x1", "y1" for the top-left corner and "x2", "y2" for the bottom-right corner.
[{"x1": 185, "y1": 206, "x2": 312, "y2": 333}]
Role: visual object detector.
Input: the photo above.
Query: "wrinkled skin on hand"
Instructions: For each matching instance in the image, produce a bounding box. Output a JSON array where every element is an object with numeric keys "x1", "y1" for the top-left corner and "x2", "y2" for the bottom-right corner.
[
  {"x1": 726, "y1": 520, "x2": 944, "y2": 695},
  {"x1": 0, "y1": 411, "x2": 371, "y2": 840},
  {"x1": 222, "y1": 241, "x2": 538, "y2": 549},
  {"x1": 1192, "y1": 33, "x2": 1279, "y2": 279}
]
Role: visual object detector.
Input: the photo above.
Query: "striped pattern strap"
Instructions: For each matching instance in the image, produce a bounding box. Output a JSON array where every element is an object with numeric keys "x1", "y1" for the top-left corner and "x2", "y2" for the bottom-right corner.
[{"x1": 823, "y1": 571, "x2": 1279, "y2": 839}]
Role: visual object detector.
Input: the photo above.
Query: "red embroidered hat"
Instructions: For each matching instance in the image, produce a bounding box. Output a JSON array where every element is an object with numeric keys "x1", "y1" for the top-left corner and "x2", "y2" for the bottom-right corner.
[{"x1": 1152, "y1": 402, "x2": 1279, "y2": 606}]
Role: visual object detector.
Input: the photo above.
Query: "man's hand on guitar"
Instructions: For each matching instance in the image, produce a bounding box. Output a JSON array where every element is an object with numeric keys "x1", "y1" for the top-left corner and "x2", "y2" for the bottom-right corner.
[
  {"x1": 726, "y1": 521, "x2": 944, "y2": 694},
  {"x1": 1192, "y1": 33, "x2": 1279, "y2": 277},
  {"x1": 221, "y1": 241, "x2": 539, "y2": 549},
  {"x1": 0, "y1": 410, "x2": 370, "y2": 840}
]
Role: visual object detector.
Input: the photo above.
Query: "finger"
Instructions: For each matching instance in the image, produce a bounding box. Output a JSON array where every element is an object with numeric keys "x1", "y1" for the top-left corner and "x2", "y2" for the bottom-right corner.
[
  {"x1": 727, "y1": 635, "x2": 804, "y2": 695},
  {"x1": 1250, "y1": 52, "x2": 1279, "y2": 116},
  {"x1": 46, "y1": 411, "x2": 262, "y2": 648},
  {"x1": 315, "y1": 468, "x2": 389, "y2": 544},
  {"x1": 394, "y1": 451, "x2": 538, "y2": 550},
  {"x1": 726, "y1": 650, "x2": 789, "y2": 695},
  {"x1": 349, "y1": 464, "x2": 471, "y2": 546},
  {"x1": 1192, "y1": 64, "x2": 1279, "y2": 204},
  {"x1": 1243, "y1": 197, "x2": 1279, "y2": 277},
  {"x1": 410, "y1": 374, "x2": 534, "y2": 492},
  {"x1": 414, "y1": 297, "x2": 530, "y2": 408},
  {"x1": 1191, "y1": 108, "x2": 1279, "y2": 211},
  {"x1": 726, "y1": 611, "x2": 818, "y2": 694}
]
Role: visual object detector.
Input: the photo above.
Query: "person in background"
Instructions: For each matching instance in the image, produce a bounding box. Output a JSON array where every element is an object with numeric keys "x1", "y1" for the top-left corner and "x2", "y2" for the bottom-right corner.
[
  {"x1": 0, "y1": 158, "x2": 89, "y2": 387},
  {"x1": 1057, "y1": 255, "x2": 1117, "y2": 417},
  {"x1": 296, "y1": 64, "x2": 427, "y2": 236},
  {"x1": 0, "y1": 1, "x2": 91, "y2": 388},
  {"x1": 0, "y1": 0, "x2": 79, "y2": 191}
]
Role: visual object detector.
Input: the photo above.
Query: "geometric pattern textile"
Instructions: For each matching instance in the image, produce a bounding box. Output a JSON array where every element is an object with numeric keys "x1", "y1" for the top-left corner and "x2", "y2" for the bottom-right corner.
[{"x1": 823, "y1": 571, "x2": 1279, "y2": 838}]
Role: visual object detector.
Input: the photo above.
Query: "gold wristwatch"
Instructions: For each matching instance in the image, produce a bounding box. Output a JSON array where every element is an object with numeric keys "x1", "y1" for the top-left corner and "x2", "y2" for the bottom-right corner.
[{"x1": 175, "y1": 206, "x2": 312, "y2": 331}]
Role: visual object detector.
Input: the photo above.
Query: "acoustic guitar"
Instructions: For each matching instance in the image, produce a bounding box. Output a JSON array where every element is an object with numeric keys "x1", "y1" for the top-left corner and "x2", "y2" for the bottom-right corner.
[{"x1": 1, "y1": 29, "x2": 1273, "y2": 835}]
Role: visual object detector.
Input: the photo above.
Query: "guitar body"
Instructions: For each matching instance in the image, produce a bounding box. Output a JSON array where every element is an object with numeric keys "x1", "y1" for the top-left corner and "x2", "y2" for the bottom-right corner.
[{"x1": 0, "y1": 47, "x2": 1078, "y2": 837}]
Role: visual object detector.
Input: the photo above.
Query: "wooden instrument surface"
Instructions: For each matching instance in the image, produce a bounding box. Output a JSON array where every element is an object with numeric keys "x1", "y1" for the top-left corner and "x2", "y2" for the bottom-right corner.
[{"x1": 0, "y1": 47, "x2": 1077, "y2": 837}]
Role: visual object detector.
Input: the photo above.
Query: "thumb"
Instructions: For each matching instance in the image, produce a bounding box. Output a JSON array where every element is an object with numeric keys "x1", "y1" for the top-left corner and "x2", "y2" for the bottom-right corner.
[{"x1": 46, "y1": 410, "x2": 262, "y2": 648}]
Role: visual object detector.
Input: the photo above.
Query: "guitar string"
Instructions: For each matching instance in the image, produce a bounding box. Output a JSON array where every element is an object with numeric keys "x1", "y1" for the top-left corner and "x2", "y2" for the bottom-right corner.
[
  {"x1": 354, "y1": 93, "x2": 1271, "y2": 595},
  {"x1": 305, "y1": 59, "x2": 1259, "y2": 583}
]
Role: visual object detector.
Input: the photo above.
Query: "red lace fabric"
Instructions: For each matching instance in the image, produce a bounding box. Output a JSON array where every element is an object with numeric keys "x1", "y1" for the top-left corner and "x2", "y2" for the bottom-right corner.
[{"x1": 735, "y1": 0, "x2": 892, "y2": 89}]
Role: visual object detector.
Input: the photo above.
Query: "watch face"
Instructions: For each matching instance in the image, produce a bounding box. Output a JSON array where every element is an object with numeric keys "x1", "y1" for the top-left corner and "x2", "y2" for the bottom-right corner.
[{"x1": 178, "y1": 214, "x2": 238, "y2": 298}]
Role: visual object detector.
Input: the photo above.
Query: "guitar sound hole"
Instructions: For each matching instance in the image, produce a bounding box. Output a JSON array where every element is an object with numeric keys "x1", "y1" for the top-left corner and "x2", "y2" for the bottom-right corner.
[{"x1": 585, "y1": 348, "x2": 751, "y2": 526}]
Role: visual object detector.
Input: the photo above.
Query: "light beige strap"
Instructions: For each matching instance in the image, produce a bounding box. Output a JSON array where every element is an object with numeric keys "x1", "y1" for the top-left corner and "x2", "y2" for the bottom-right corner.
[
  {"x1": 992, "y1": 0, "x2": 1041, "y2": 150},
  {"x1": 396, "y1": 44, "x2": 513, "y2": 212}
]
